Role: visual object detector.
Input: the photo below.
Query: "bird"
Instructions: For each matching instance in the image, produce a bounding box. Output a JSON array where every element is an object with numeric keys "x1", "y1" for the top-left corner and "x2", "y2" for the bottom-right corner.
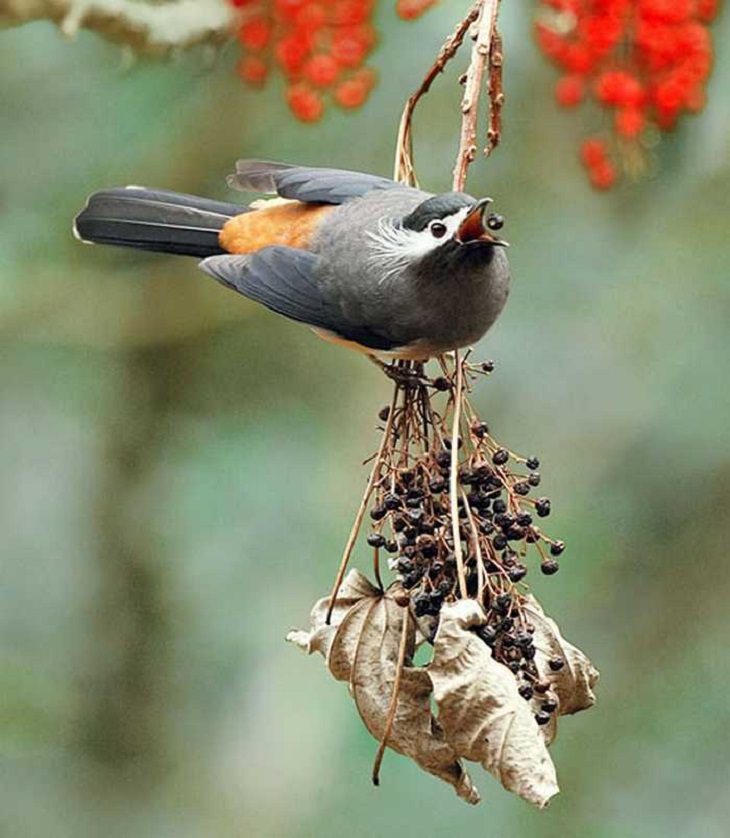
[{"x1": 73, "y1": 160, "x2": 510, "y2": 362}]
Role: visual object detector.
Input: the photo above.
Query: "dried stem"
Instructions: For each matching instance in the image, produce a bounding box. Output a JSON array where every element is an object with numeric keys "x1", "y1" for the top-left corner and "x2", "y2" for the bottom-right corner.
[
  {"x1": 371, "y1": 602, "x2": 411, "y2": 786},
  {"x1": 486, "y1": 29, "x2": 504, "y2": 156},
  {"x1": 326, "y1": 385, "x2": 399, "y2": 623},
  {"x1": 449, "y1": 353, "x2": 468, "y2": 599},
  {"x1": 453, "y1": 0, "x2": 502, "y2": 191}
]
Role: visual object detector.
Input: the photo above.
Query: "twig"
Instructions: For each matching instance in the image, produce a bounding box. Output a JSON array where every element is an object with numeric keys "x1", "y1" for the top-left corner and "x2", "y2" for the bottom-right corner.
[
  {"x1": 326, "y1": 384, "x2": 399, "y2": 624},
  {"x1": 449, "y1": 352, "x2": 468, "y2": 599},
  {"x1": 372, "y1": 603, "x2": 410, "y2": 786},
  {"x1": 486, "y1": 29, "x2": 504, "y2": 156},
  {"x1": 453, "y1": 0, "x2": 502, "y2": 191},
  {"x1": 462, "y1": 488, "x2": 487, "y2": 600}
]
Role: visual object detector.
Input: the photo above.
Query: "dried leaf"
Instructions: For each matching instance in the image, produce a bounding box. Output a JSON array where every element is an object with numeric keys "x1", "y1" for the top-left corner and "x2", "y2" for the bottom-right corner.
[
  {"x1": 428, "y1": 600, "x2": 560, "y2": 809},
  {"x1": 288, "y1": 576, "x2": 479, "y2": 805},
  {"x1": 328, "y1": 596, "x2": 378, "y2": 683},
  {"x1": 523, "y1": 595, "x2": 600, "y2": 715},
  {"x1": 349, "y1": 593, "x2": 480, "y2": 804},
  {"x1": 286, "y1": 569, "x2": 378, "y2": 660}
]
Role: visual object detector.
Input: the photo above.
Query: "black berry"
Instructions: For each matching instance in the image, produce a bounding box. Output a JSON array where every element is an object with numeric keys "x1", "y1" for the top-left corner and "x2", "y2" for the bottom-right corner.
[
  {"x1": 431, "y1": 376, "x2": 451, "y2": 391},
  {"x1": 518, "y1": 684, "x2": 534, "y2": 700},
  {"x1": 477, "y1": 625, "x2": 497, "y2": 646},
  {"x1": 384, "y1": 493, "x2": 400, "y2": 510},
  {"x1": 492, "y1": 448, "x2": 509, "y2": 466},
  {"x1": 535, "y1": 498, "x2": 551, "y2": 518}
]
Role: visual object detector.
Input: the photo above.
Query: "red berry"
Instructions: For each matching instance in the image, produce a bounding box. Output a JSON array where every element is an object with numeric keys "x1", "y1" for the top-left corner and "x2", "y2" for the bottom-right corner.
[
  {"x1": 237, "y1": 55, "x2": 268, "y2": 85},
  {"x1": 275, "y1": 0, "x2": 307, "y2": 22},
  {"x1": 287, "y1": 84, "x2": 325, "y2": 121},
  {"x1": 594, "y1": 71, "x2": 643, "y2": 108},
  {"x1": 333, "y1": 0, "x2": 372, "y2": 26},
  {"x1": 555, "y1": 74, "x2": 585, "y2": 107},
  {"x1": 239, "y1": 17, "x2": 272, "y2": 51},
  {"x1": 275, "y1": 33, "x2": 311, "y2": 74},
  {"x1": 331, "y1": 26, "x2": 374, "y2": 67},
  {"x1": 334, "y1": 76, "x2": 370, "y2": 109},
  {"x1": 303, "y1": 53, "x2": 340, "y2": 87},
  {"x1": 561, "y1": 43, "x2": 594, "y2": 74},
  {"x1": 639, "y1": 0, "x2": 692, "y2": 25},
  {"x1": 579, "y1": 138, "x2": 607, "y2": 168},
  {"x1": 295, "y1": 2, "x2": 328, "y2": 31},
  {"x1": 589, "y1": 160, "x2": 617, "y2": 190}
]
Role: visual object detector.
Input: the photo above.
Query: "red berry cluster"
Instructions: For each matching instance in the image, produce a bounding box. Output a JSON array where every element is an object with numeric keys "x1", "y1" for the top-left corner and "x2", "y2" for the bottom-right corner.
[
  {"x1": 535, "y1": 0, "x2": 721, "y2": 189},
  {"x1": 230, "y1": 0, "x2": 436, "y2": 121}
]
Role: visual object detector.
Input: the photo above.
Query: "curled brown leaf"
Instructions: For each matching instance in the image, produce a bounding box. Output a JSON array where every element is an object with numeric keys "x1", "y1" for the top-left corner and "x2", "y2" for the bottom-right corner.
[
  {"x1": 523, "y1": 595, "x2": 600, "y2": 716},
  {"x1": 428, "y1": 599, "x2": 560, "y2": 809}
]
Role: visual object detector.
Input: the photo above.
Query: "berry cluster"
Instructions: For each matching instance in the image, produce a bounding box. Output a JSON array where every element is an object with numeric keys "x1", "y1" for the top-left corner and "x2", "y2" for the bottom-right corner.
[
  {"x1": 535, "y1": 0, "x2": 721, "y2": 189},
  {"x1": 230, "y1": 0, "x2": 434, "y2": 121},
  {"x1": 364, "y1": 360, "x2": 564, "y2": 726}
]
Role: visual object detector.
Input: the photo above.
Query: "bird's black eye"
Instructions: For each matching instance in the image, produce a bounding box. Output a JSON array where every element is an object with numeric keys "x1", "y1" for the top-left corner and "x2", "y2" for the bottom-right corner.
[{"x1": 430, "y1": 221, "x2": 447, "y2": 238}]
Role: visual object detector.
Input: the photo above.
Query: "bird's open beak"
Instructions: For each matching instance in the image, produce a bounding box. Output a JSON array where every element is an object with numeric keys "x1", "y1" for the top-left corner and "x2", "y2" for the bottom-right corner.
[{"x1": 456, "y1": 199, "x2": 510, "y2": 247}]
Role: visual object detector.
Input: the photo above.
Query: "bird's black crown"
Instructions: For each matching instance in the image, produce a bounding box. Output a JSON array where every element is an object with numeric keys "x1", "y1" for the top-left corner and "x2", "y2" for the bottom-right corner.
[{"x1": 402, "y1": 192, "x2": 475, "y2": 231}]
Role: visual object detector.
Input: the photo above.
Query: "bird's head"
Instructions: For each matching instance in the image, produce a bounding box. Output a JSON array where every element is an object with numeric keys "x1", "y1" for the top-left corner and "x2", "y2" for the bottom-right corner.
[{"x1": 367, "y1": 192, "x2": 508, "y2": 280}]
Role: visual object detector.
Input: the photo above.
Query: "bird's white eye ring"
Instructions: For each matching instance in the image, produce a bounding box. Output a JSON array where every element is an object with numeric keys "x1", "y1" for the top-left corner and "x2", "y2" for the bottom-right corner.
[{"x1": 430, "y1": 221, "x2": 447, "y2": 238}]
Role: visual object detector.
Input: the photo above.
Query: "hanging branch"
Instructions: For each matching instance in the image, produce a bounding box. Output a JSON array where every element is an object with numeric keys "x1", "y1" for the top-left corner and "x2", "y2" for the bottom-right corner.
[{"x1": 393, "y1": 3, "x2": 481, "y2": 186}]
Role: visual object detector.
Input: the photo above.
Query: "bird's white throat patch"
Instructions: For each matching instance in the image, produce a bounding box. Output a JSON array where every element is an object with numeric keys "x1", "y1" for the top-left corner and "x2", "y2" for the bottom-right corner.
[{"x1": 366, "y1": 206, "x2": 470, "y2": 282}]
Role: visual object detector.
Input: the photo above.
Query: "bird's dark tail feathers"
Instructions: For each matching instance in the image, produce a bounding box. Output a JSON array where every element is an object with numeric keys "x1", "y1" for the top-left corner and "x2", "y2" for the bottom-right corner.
[{"x1": 73, "y1": 187, "x2": 248, "y2": 258}]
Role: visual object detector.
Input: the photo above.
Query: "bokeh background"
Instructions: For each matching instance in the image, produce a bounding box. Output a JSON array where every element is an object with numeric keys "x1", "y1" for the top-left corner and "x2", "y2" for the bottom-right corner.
[{"x1": 2, "y1": 3, "x2": 729, "y2": 836}]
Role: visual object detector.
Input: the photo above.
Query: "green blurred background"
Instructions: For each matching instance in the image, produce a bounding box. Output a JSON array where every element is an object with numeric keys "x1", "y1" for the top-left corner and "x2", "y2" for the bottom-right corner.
[{"x1": 1, "y1": 3, "x2": 729, "y2": 836}]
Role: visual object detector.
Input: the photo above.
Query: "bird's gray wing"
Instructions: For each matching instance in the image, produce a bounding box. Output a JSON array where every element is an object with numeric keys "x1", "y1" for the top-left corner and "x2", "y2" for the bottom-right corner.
[
  {"x1": 199, "y1": 246, "x2": 398, "y2": 351},
  {"x1": 227, "y1": 160, "x2": 410, "y2": 205}
]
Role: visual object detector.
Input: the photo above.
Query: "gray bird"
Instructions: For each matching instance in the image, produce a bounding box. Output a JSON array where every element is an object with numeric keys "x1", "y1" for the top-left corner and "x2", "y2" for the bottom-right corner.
[{"x1": 74, "y1": 160, "x2": 510, "y2": 360}]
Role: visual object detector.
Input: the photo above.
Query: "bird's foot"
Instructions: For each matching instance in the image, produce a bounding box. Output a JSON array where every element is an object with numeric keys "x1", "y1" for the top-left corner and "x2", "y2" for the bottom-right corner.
[{"x1": 369, "y1": 356, "x2": 429, "y2": 388}]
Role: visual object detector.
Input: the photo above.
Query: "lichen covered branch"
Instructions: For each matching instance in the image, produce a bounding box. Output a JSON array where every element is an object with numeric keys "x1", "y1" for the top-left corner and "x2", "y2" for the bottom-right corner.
[{"x1": 0, "y1": 0, "x2": 234, "y2": 57}]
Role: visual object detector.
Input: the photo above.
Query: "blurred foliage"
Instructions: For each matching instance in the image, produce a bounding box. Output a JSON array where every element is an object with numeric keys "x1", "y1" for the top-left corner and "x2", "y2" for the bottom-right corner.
[{"x1": 1, "y1": 4, "x2": 730, "y2": 837}]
